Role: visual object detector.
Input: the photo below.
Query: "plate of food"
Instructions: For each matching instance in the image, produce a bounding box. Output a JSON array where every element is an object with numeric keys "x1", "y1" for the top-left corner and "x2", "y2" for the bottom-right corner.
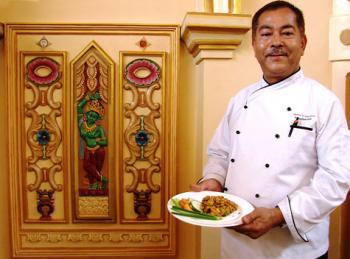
[{"x1": 167, "y1": 191, "x2": 254, "y2": 227}]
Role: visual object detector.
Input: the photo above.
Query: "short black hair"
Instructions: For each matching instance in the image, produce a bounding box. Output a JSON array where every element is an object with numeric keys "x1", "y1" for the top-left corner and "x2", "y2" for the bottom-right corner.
[{"x1": 252, "y1": 1, "x2": 305, "y2": 38}]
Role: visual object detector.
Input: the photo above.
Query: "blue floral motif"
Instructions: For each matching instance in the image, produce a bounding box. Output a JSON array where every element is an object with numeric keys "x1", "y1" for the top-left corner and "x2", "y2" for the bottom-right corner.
[
  {"x1": 135, "y1": 130, "x2": 149, "y2": 146},
  {"x1": 36, "y1": 129, "x2": 51, "y2": 145}
]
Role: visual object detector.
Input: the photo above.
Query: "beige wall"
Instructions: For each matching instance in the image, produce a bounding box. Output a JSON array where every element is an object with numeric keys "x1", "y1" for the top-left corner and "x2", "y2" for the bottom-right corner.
[
  {"x1": 0, "y1": 0, "x2": 195, "y2": 24},
  {"x1": 0, "y1": 0, "x2": 334, "y2": 258}
]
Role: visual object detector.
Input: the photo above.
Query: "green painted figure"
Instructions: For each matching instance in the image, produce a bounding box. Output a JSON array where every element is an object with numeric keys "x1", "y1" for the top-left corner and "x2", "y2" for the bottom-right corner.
[{"x1": 77, "y1": 92, "x2": 108, "y2": 191}]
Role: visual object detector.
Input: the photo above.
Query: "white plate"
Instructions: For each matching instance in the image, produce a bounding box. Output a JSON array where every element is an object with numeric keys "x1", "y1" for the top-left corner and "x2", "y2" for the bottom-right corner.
[{"x1": 167, "y1": 191, "x2": 254, "y2": 227}]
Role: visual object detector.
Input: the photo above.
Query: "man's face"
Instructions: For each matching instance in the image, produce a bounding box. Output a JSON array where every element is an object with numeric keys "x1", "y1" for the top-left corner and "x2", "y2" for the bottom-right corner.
[{"x1": 252, "y1": 7, "x2": 307, "y2": 84}]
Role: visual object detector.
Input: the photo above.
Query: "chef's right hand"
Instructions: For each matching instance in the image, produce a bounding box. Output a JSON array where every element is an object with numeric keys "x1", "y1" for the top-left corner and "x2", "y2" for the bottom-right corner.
[{"x1": 190, "y1": 179, "x2": 222, "y2": 192}]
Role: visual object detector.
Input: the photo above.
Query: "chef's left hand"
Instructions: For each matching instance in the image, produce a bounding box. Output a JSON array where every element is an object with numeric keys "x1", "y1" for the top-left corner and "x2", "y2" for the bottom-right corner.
[{"x1": 230, "y1": 207, "x2": 285, "y2": 239}]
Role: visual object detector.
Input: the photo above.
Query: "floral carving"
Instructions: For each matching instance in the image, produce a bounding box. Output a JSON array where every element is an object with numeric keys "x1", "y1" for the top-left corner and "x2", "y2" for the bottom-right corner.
[
  {"x1": 125, "y1": 59, "x2": 160, "y2": 87},
  {"x1": 123, "y1": 55, "x2": 163, "y2": 220},
  {"x1": 27, "y1": 57, "x2": 60, "y2": 86},
  {"x1": 24, "y1": 54, "x2": 64, "y2": 221}
]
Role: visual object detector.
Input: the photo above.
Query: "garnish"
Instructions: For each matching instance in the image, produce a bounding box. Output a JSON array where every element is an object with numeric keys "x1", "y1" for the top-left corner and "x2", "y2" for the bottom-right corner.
[{"x1": 171, "y1": 198, "x2": 221, "y2": 220}]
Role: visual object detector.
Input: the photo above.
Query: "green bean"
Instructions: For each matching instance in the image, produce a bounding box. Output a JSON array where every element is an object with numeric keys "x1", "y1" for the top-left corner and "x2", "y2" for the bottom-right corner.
[{"x1": 171, "y1": 206, "x2": 220, "y2": 220}]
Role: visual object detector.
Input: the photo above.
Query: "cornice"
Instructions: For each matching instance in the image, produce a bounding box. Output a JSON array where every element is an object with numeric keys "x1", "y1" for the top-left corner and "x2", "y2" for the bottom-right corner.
[{"x1": 181, "y1": 12, "x2": 251, "y2": 60}]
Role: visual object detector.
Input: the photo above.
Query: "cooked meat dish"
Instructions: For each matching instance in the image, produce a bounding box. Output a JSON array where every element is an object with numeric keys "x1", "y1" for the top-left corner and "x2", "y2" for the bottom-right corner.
[{"x1": 201, "y1": 195, "x2": 238, "y2": 217}]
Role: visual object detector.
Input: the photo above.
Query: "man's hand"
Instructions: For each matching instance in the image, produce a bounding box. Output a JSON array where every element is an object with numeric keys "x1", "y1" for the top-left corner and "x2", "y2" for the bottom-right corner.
[
  {"x1": 190, "y1": 179, "x2": 223, "y2": 192},
  {"x1": 231, "y1": 207, "x2": 285, "y2": 239}
]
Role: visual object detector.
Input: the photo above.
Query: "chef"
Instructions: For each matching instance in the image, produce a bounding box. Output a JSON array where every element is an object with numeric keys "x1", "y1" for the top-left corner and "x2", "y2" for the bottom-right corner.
[{"x1": 190, "y1": 1, "x2": 350, "y2": 259}]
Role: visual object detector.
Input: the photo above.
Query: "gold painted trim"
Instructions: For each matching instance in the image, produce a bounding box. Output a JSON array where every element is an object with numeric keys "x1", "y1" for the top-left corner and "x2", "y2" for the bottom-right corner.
[
  {"x1": 185, "y1": 11, "x2": 250, "y2": 17},
  {"x1": 233, "y1": 0, "x2": 241, "y2": 14},
  {"x1": 4, "y1": 23, "x2": 180, "y2": 36},
  {"x1": 192, "y1": 44, "x2": 238, "y2": 57},
  {"x1": 182, "y1": 24, "x2": 251, "y2": 40},
  {"x1": 204, "y1": 0, "x2": 214, "y2": 12},
  {"x1": 204, "y1": 0, "x2": 241, "y2": 14},
  {"x1": 228, "y1": 0, "x2": 234, "y2": 14},
  {"x1": 188, "y1": 39, "x2": 242, "y2": 54}
]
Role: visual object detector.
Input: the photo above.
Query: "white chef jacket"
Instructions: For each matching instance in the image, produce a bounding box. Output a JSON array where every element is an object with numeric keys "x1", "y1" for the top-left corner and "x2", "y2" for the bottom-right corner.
[{"x1": 203, "y1": 70, "x2": 350, "y2": 259}]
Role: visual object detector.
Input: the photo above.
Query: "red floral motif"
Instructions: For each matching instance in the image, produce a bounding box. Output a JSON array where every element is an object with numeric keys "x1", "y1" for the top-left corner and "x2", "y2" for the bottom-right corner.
[
  {"x1": 139, "y1": 40, "x2": 147, "y2": 48},
  {"x1": 125, "y1": 59, "x2": 160, "y2": 87},
  {"x1": 27, "y1": 57, "x2": 60, "y2": 85}
]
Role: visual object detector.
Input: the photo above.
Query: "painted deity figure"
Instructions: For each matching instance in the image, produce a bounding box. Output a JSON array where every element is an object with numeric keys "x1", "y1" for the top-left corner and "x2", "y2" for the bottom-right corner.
[{"x1": 77, "y1": 92, "x2": 108, "y2": 190}]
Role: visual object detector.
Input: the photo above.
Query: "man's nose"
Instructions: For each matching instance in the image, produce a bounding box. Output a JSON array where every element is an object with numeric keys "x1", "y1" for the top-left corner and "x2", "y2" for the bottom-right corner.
[{"x1": 271, "y1": 33, "x2": 282, "y2": 47}]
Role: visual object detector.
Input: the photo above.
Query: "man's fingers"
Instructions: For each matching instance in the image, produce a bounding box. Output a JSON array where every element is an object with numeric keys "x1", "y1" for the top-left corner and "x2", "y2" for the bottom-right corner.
[
  {"x1": 241, "y1": 210, "x2": 257, "y2": 224},
  {"x1": 189, "y1": 179, "x2": 223, "y2": 192},
  {"x1": 189, "y1": 183, "x2": 205, "y2": 192}
]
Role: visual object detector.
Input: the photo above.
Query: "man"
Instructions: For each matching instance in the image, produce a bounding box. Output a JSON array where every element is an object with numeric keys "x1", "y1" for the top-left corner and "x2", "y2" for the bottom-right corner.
[{"x1": 190, "y1": 1, "x2": 350, "y2": 258}]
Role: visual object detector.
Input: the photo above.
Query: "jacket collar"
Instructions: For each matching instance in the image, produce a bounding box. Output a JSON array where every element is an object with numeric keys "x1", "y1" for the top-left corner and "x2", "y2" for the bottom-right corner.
[{"x1": 259, "y1": 68, "x2": 304, "y2": 89}]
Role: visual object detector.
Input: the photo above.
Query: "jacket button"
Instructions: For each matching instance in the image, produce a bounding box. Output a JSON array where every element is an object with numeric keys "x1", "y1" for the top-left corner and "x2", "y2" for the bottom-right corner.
[
  {"x1": 265, "y1": 163, "x2": 270, "y2": 168},
  {"x1": 244, "y1": 105, "x2": 248, "y2": 109},
  {"x1": 255, "y1": 194, "x2": 260, "y2": 198},
  {"x1": 236, "y1": 130, "x2": 240, "y2": 134},
  {"x1": 275, "y1": 134, "x2": 280, "y2": 139},
  {"x1": 230, "y1": 158, "x2": 235, "y2": 163},
  {"x1": 287, "y1": 107, "x2": 292, "y2": 111}
]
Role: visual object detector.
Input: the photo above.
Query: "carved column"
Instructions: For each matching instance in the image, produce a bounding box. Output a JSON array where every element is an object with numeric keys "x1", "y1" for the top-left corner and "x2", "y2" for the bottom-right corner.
[{"x1": 180, "y1": 10, "x2": 251, "y2": 258}]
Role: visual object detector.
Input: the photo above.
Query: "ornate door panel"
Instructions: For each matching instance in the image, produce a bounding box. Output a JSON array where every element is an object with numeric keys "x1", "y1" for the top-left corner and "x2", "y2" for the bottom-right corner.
[{"x1": 6, "y1": 24, "x2": 178, "y2": 257}]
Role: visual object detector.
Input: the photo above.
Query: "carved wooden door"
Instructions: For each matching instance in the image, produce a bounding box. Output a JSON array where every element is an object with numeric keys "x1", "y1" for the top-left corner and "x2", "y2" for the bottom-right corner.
[{"x1": 6, "y1": 23, "x2": 178, "y2": 258}]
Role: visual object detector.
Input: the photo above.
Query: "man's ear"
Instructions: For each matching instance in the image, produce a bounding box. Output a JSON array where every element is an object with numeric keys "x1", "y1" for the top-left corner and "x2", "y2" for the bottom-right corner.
[
  {"x1": 251, "y1": 32, "x2": 256, "y2": 46},
  {"x1": 301, "y1": 34, "x2": 307, "y2": 52}
]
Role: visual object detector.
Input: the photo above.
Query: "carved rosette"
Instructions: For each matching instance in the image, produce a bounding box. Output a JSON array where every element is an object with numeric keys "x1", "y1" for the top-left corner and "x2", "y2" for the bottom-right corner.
[
  {"x1": 122, "y1": 55, "x2": 164, "y2": 220},
  {"x1": 24, "y1": 54, "x2": 64, "y2": 221}
]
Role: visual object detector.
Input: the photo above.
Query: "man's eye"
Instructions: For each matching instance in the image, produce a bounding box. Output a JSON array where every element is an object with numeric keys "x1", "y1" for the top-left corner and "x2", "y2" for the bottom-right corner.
[
  {"x1": 261, "y1": 33, "x2": 271, "y2": 37},
  {"x1": 282, "y1": 31, "x2": 293, "y2": 36}
]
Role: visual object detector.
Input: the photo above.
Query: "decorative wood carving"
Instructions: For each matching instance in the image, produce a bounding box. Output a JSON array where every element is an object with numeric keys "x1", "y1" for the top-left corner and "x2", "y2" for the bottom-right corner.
[
  {"x1": 22, "y1": 232, "x2": 169, "y2": 244},
  {"x1": 121, "y1": 53, "x2": 165, "y2": 221},
  {"x1": 7, "y1": 24, "x2": 178, "y2": 258},
  {"x1": 22, "y1": 52, "x2": 67, "y2": 223},
  {"x1": 71, "y1": 41, "x2": 114, "y2": 221}
]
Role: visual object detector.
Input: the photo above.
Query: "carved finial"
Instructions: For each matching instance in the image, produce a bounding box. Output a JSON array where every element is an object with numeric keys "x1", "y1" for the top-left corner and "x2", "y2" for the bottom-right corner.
[
  {"x1": 136, "y1": 37, "x2": 151, "y2": 50},
  {"x1": 37, "y1": 189, "x2": 55, "y2": 220},
  {"x1": 37, "y1": 36, "x2": 51, "y2": 49}
]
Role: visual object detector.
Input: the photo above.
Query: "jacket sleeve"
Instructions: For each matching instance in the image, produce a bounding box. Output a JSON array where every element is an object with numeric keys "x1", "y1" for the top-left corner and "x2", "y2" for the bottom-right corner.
[
  {"x1": 278, "y1": 98, "x2": 350, "y2": 242},
  {"x1": 202, "y1": 98, "x2": 236, "y2": 186}
]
